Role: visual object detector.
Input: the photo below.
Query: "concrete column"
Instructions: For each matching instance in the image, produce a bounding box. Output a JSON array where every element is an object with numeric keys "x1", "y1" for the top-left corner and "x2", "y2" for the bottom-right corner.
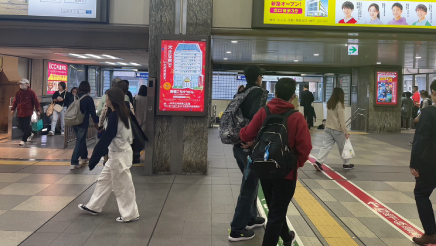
[{"x1": 146, "y1": 0, "x2": 212, "y2": 175}]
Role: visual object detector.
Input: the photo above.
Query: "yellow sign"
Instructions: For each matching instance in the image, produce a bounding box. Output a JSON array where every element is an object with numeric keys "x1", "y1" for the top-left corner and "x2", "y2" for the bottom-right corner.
[
  {"x1": 264, "y1": 0, "x2": 436, "y2": 28},
  {"x1": 48, "y1": 74, "x2": 68, "y2": 81}
]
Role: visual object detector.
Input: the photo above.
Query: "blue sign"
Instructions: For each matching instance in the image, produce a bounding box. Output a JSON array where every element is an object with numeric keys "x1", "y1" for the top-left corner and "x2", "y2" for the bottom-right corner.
[
  {"x1": 86, "y1": 10, "x2": 92, "y2": 14},
  {"x1": 236, "y1": 75, "x2": 246, "y2": 80},
  {"x1": 136, "y1": 72, "x2": 149, "y2": 80}
]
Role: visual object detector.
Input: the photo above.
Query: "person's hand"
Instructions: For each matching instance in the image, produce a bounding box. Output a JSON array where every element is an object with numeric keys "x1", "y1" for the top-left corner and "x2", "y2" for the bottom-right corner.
[
  {"x1": 10, "y1": 111, "x2": 14, "y2": 115},
  {"x1": 241, "y1": 142, "x2": 254, "y2": 149},
  {"x1": 414, "y1": 118, "x2": 419, "y2": 123},
  {"x1": 345, "y1": 134, "x2": 350, "y2": 139},
  {"x1": 37, "y1": 111, "x2": 40, "y2": 116},
  {"x1": 57, "y1": 97, "x2": 63, "y2": 101},
  {"x1": 410, "y1": 168, "x2": 419, "y2": 178}
]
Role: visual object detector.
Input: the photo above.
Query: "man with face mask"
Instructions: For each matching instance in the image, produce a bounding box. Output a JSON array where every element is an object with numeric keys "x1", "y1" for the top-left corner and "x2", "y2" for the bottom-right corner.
[{"x1": 10, "y1": 79, "x2": 41, "y2": 146}]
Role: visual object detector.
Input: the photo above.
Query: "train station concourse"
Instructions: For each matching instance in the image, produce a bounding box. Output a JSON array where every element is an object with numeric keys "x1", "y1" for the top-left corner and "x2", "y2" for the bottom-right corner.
[{"x1": 0, "y1": 0, "x2": 435, "y2": 246}]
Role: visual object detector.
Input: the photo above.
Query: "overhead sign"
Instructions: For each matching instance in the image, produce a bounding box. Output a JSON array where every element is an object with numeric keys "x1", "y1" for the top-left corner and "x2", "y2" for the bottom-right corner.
[
  {"x1": 159, "y1": 39, "x2": 207, "y2": 114},
  {"x1": 376, "y1": 71, "x2": 398, "y2": 106},
  {"x1": 262, "y1": 0, "x2": 436, "y2": 29},
  {"x1": 348, "y1": 45, "x2": 358, "y2": 55},
  {"x1": 113, "y1": 71, "x2": 136, "y2": 77},
  {"x1": 47, "y1": 62, "x2": 68, "y2": 95},
  {"x1": 136, "y1": 72, "x2": 149, "y2": 80},
  {"x1": 236, "y1": 75, "x2": 246, "y2": 80}
]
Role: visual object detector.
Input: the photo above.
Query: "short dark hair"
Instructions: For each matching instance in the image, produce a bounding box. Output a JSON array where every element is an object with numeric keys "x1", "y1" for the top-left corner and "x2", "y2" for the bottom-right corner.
[
  {"x1": 431, "y1": 80, "x2": 436, "y2": 92},
  {"x1": 322, "y1": 119, "x2": 326, "y2": 122},
  {"x1": 78, "y1": 81, "x2": 91, "y2": 93},
  {"x1": 138, "y1": 85, "x2": 147, "y2": 97},
  {"x1": 275, "y1": 78, "x2": 296, "y2": 101},
  {"x1": 392, "y1": 2, "x2": 403, "y2": 10},
  {"x1": 342, "y1": 1, "x2": 354, "y2": 10},
  {"x1": 405, "y1": 92, "x2": 412, "y2": 98},
  {"x1": 244, "y1": 65, "x2": 263, "y2": 84},
  {"x1": 303, "y1": 84, "x2": 309, "y2": 89},
  {"x1": 416, "y1": 4, "x2": 427, "y2": 13},
  {"x1": 58, "y1": 82, "x2": 66, "y2": 90},
  {"x1": 116, "y1": 80, "x2": 129, "y2": 94},
  {"x1": 414, "y1": 86, "x2": 419, "y2": 91}
]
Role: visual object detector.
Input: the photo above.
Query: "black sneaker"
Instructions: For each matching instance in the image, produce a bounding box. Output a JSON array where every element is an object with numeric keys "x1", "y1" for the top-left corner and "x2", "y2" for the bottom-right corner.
[
  {"x1": 343, "y1": 164, "x2": 355, "y2": 170},
  {"x1": 283, "y1": 231, "x2": 296, "y2": 246},
  {"x1": 314, "y1": 161, "x2": 323, "y2": 171},
  {"x1": 78, "y1": 204, "x2": 98, "y2": 216},
  {"x1": 228, "y1": 229, "x2": 255, "y2": 242},
  {"x1": 245, "y1": 217, "x2": 265, "y2": 230}
]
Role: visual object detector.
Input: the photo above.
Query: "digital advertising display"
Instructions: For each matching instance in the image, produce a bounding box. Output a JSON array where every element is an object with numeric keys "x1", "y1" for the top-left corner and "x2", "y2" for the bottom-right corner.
[
  {"x1": 259, "y1": 0, "x2": 436, "y2": 30},
  {"x1": 376, "y1": 71, "x2": 398, "y2": 106},
  {"x1": 158, "y1": 39, "x2": 208, "y2": 116},
  {"x1": 47, "y1": 62, "x2": 68, "y2": 95}
]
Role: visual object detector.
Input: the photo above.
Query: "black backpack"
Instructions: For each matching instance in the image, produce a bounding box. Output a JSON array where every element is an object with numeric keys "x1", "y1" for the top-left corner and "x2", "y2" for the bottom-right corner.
[{"x1": 250, "y1": 107, "x2": 298, "y2": 179}]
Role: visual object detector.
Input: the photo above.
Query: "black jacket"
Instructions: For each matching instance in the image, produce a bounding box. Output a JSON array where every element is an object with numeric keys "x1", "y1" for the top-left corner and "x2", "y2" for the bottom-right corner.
[
  {"x1": 300, "y1": 90, "x2": 314, "y2": 109},
  {"x1": 239, "y1": 84, "x2": 266, "y2": 120},
  {"x1": 410, "y1": 106, "x2": 436, "y2": 175},
  {"x1": 75, "y1": 93, "x2": 99, "y2": 129},
  {"x1": 52, "y1": 91, "x2": 71, "y2": 107}
]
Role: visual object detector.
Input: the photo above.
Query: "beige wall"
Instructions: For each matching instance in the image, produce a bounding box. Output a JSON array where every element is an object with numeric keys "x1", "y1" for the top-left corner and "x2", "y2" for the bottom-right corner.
[
  {"x1": 213, "y1": 0, "x2": 252, "y2": 28},
  {"x1": 110, "y1": 0, "x2": 150, "y2": 25}
]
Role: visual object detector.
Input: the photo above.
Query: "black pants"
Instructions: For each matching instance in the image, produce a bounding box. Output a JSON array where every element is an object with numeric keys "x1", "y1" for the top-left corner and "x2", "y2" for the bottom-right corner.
[
  {"x1": 261, "y1": 178, "x2": 296, "y2": 246},
  {"x1": 415, "y1": 175, "x2": 436, "y2": 235},
  {"x1": 17, "y1": 116, "x2": 32, "y2": 142}
]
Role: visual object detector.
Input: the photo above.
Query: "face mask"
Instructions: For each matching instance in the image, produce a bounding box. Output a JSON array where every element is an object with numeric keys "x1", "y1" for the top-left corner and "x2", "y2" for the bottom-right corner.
[{"x1": 20, "y1": 84, "x2": 28, "y2": 90}]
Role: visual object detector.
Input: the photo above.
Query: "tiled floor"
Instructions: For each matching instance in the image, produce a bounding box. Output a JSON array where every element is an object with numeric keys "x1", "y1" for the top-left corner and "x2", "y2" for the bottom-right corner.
[{"x1": 0, "y1": 128, "x2": 427, "y2": 246}]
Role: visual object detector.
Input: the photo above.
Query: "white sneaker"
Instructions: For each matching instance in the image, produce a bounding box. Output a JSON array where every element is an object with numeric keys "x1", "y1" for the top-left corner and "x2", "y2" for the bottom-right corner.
[
  {"x1": 80, "y1": 158, "x2": 89, "y2": 167},
  {"x1": 19, "y1": 141, "x2": 26, "y2": 146},
  {"x1": 27, "y1": 133, "x2": 34, "y2": 142},
  {"x1": 48, "y1": 131, "x2": 54, "y2": 136},
  {"x1": 70, "y1": 165, "x2": 79, "y2": 170},
  {"x1": 116, "y1": 216, "x2": 139, "y2": 223}
]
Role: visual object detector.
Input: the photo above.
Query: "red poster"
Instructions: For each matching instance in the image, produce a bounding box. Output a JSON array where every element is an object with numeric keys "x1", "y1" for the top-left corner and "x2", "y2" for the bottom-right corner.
[
  {"x1": 47, "y1": 62, "x2": 68, "y2": 95},
  {"x1": 159, "y1": 40, "x2": 207, "y2": 113},
  {"x1": 376, "y1": 72, "x2": 398, "y2": 106}
]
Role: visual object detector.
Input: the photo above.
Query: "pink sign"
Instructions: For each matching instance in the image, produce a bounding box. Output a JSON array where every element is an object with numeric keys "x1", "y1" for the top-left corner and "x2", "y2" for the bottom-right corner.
[{"x1": 47, "y1": 62, "x2": 68, "y2": 95}]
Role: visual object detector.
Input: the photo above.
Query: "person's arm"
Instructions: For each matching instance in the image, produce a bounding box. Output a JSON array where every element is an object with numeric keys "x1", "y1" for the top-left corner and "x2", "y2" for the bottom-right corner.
[
  {"x1": 96, "y1": 95, "x2": 105, "y2": 116},
  {"x1": 410, "y1": 109, "x2": 433, "y2": 171},
  {"x1": 87, "y1": 97, "x2": 99, "y2": 124},
  {"x1": 89, "y1": 112, "x2": 118, "y2": 170},
  {"x1": 337, "y1": 105, "x2": 349, "y2": 135},
  {"x1": 52, "y1": 92, "x2": 58, "y2": 101},
  {"x1": 248, "y1": 89, "x2": 265, "y2": 120},
  {"x1": 292, "y1": 114, "x2": 313, "y2": 168},
  {"x1": 11, "y1": 92, "x2": 18, "y2": 112},
  {"x1": 240, "y1": 108, "x2": 265, "y2": 143}
]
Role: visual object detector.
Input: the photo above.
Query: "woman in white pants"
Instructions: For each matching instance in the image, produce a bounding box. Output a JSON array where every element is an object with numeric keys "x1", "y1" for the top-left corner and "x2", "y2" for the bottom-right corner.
[
  {"x1": 49, "y1": 82, "x2": 69, "y2": 136},
  {"x1": 314, "y1": 88, "x2": 354, "y2": 170},
  {"x1": 78, "y1": 87, "x2": 139, "y2": 223}
]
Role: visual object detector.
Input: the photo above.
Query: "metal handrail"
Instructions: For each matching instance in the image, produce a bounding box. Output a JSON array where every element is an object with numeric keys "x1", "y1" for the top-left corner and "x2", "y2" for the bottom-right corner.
[
  {"x1": 346, "y1": 108, "x2": 367, "y2": 132},
  {"x1": 63, "y1": 117, "x2": 97, "y2": 149},
  {"x1": 209, "y1": 104, "x2": 217, "y2": 128}
]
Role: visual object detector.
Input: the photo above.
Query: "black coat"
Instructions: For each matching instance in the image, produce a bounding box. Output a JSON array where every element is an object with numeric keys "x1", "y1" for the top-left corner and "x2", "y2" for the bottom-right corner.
[{"x1": 300, "y1": 90, "x2": 314, "y2": 110}]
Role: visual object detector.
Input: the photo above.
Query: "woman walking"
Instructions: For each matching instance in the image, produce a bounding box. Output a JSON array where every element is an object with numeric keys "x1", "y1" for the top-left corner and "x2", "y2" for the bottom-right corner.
[
  {"x1": 78, "y1": 87, "x2": 139, "y2": 223},
  {"x1": 49, "y1": 82, "x2": 70, "y2": 136},
  {"x1": 314, "y1": 88, "x2": 354, "y2": 170}
]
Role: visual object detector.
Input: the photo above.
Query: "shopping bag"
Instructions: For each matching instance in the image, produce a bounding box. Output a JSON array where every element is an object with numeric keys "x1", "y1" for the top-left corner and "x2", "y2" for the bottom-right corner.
[
  {"x1": 31, "y1": 111, "x2": 38, "y2": 123},
  {"x1": 342, "y1": 139, "x2": 356, "y2": 159},
  {"x1": 32, "y1": 119, "x2": 43, "y2": 132},
  {"x1": 46, "y1": 102, "x2": 55, "y2": 117}
]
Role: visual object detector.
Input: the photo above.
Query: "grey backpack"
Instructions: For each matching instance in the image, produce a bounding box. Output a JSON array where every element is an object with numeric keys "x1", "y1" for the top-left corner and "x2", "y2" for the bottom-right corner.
[
  {"x1": 65, "y1": 94, "x2": 89, "y2": 126},
  {"x1": 219, "y1": 86, "x2": 268, "y2": 145}
]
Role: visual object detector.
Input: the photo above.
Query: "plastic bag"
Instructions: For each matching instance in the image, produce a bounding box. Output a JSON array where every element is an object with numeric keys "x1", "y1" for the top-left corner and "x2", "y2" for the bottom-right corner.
[
  {"x1": 31, "y1": 111, "x2": 38, "y2": 123},
  {"x1": 342, "y1": 139, "x2": 356, "y2": 159}
]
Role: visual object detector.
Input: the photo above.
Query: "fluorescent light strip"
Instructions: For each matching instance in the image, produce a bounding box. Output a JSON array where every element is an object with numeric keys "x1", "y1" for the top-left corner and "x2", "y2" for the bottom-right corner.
[
  {"x1": 226, "y1": 51, "x2": 232, "y2": 54},
  {"x1": 105, "y1": 62, "x2": 116, "y2": 65},
  {"x1": 130, "y1": 63, "x2": 141, "y2": 66},
  {"x1": 102, "y1": 54, "x2": 120, "y2": 59},
  {"x1": 118, "y1": 62, "x2": 128, "y2": 65},
  {"x1": 86, "y1": 54, "x2": 102, "y2": 59},
  {"x1": 231, "y1": 41, "x2": 238, "y2": 44}
]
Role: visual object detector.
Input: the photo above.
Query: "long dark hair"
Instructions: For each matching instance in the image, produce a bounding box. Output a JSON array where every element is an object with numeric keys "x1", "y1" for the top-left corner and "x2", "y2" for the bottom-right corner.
[
  {"x1": 327, "y1": 88, "x2": 345, "y2": 110},
  {"x1": 368, "y1": 3, "x2": 380, "y2": 19},
  {"x1": 106, "y1": 87, "x2": 130, "y2": 129},
  {"x1": 138, "y1": 85, "x2": 147, "y2": 96}
]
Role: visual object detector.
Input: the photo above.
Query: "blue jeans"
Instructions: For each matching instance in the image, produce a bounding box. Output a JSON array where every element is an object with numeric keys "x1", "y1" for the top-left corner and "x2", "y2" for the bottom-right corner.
[
  {"x1": 231, "y1": 146, "x2": 258, "y2": 232},
  {"x1": 71, "y1": 126, "x2": 88, "y2": 165}
]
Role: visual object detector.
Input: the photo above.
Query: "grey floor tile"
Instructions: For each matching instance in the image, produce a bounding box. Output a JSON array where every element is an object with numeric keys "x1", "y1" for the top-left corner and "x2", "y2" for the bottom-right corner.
[
  {"x1": 0, "y1": 173, "x2": 29, "y2": 183},
  {"x1": 16, "y1": 174, "x2": 66, "y2": 184},
  {"x1": 359, "y1": 217, "x2": 404, "y2": 238},
  {"x1": 381, "y1": 238, "x2": 416, "y2": 246},
  {"x1": 37, "y1": 221, "x2": 72, "y2": 233},
  {"x1": 148, "y1": 233, "x2": 182, "y2": 246},
  {"x1": 0, "y1": 210, "x2": 56, "y2": 231},
  {"x1": 63, "y1": 216, "x2": 104, "y2": 234},
  {"x1": 212, "y1": 213, "x2": 234, "y2": 224},
  {"x1": 185, "y1": 212, "x2": 212, "y2": 223},
  {"x1": 0, "y1": 230, "x2": 33, "y2": 246},
  {"x1": 0, "y1": 183, "x2": 50, "y2": 195},
  {"x1": 183, "y1": 222, "x2": 212, "y2": 234},
  {"x1": 326, "y1": 189, "x2": 358, "y2": 202},
  {"x1": 0, "y1": 183, "x2": 12, "y2": 189},
  {"x1": 359, "y1": 237, "x2": 388, "y2": 246},
  {"x1": 154, "y1": 220, "x2": 184, "y2": 234},
  {"x1": 49, "y1": 231, "x2": 93, "y2": 246},
  {"x1": 212, "y1": 204, "x2": 235, "y2": 214},
  {"x1": 182, "y1": 234, "x2": 212, "y2": 246},
  {"x1": 55, "y1": 175, "x2": 99, "y2": 185},
  {"x1": 12, "y1": 196, "x2": 75, "y2": 212},
  {"x1": 36, "y1": 184, "x2": 91, "y2": 196},
  {"x1": 352, "y1": 181, "x2": 398, "y2": 191},
  {"x1": 116, "y1": 232, "x2": 152, "y2": 246},
  {"x1": 21, "y1": 232, "x2": 60, "y2": 246},
  {"x1": 0, "y1": 195, "x2": 31, "y2": 210}
]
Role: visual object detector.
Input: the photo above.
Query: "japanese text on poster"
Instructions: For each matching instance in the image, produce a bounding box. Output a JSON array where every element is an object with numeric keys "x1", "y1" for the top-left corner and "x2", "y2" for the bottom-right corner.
[
  {"x1": 159, "y1": 40, "x2": 207, "y2": 113},
  {"x1": 264, "y1": 0, "x2": 436, "y2": 29},
  {"x1": 47, "y1": 62, "x2": 68, "y2": 95},
  {"x1": 376, "y1": 71, "x2": 398, "y2": 105}
]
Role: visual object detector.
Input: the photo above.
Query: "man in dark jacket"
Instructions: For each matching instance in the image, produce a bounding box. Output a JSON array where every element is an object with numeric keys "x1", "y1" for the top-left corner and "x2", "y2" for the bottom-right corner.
[
  {"x1": 411, "y1": 80, "x2": 436, "y2": 246},
  {"x1": 240, "y1": 78, "x2": 312, "y2": 246},
  {"x1": 11, "y1": 79, "x2": 41, "y2": 146},
  {"x1": 300, "y1": 84, "x2": 315, "y2": 128},
  {"x1": 228, "y1": 65, "x2": 268, "y2": 242}
]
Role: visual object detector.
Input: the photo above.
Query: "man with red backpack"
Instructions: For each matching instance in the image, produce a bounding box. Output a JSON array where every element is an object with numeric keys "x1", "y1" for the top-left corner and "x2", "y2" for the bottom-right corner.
[{"x1": 240, "y1": 78, "x2": 312, "y2": 246}]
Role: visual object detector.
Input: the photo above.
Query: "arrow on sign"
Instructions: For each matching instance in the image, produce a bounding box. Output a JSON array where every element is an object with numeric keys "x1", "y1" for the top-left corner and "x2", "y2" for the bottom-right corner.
[{"x1": 349, "y1": 47, "x2": 357, "y2": 54}]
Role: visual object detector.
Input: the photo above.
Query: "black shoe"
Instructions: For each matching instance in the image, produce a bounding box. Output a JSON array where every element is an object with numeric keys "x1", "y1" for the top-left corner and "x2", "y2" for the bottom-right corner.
[
  {"x1": 283, "y1": 231, "x2": 296, "y2": 246},
  {"x1": 245, "y1": 217, "x2": 265, "y2": 230},
  {"x1": 228, "y1": 229, "x2": 255, "y2": 242},
  {"x1": 314, "y1": 161, "x2": 323, "y2": 171},
  {"x1": 343, "y1": 164, "x2": 355, "y2": 170},
  {"x1": 78, "y1": 204, "x2": 99, "y2": 216}
]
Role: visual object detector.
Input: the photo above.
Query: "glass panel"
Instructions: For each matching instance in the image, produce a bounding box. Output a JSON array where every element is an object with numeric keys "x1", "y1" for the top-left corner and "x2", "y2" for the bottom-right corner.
[
  {"x1": 403, "y1": 75, "x2": 413, "y2": 93},
  {"x1": 212, "y1": 72, "x2": 245, "y2": 100},
  {"x1": 325, "y1": 77, "x2": 335, "y2": 102},
  {"x1": 68, "y1": 65, "x2": 87, "y2": 94},
  {"x1": 110, "y1": 72, "x2": 148, "y2": 97},
  {"x1": 339, "y1": 75, "x2": 351, "y2": 106},
  {"x1": 102, "y1": 70, "x2": 111, "y2": 93},
  {"x1": 415, "y1": 75, "x2": 427, "y2": 94}
]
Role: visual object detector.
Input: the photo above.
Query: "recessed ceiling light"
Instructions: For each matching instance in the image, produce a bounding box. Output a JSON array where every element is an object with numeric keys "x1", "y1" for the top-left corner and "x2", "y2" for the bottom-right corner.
[
  {"x1": 345, "y1": 44, "x2": 348, "y2": 46},
  {"x1": 301, "y1": 74, "x2": 307, "y2": 76},
  {"x1": 314, "y1": 54, "x2": 319, "y2": 56},
  {"x1": 226, "y1": 51, "x2": 232, "y2": 54},
  {"x1": 231, "y1": 41, "x2": 238, "y2": 44},
  {"x1": 118, "y1": 62, "x2": 128, "y2": 65},
  {"x1": 223, "y1": 58, "x2": 228, "y2": 60},
  {"x1": 294, "y1": 60, "x2": 299, "y2": 62},
  {"x1": 102, "y1": 54, "x2": 119, "y2": 59},
  {"x1": 86, "y1": 54, "x2": 102, "y2": 59},
  {"x1": 416, "y1": 56, "x2": 422, "y2": 59},
  {"x1": 377, "y1": 62, "x2": 381, "y2": 65},
  {"x1": 130, "y1": 63, "x2": 141, "y2": 66}
]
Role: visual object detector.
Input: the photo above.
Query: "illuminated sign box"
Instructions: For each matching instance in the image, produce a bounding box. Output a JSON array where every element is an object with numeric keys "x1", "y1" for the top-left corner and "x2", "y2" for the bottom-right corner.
[
  {"x1": 47, "y1": 62, "x2": 68, "y2": 95},
  {"x1": 157, "y1": 35, "x2": 210, "y2": 117},
  {"x1": 254, "y1": 0, "x2": 436, "y2": 31},
  {"x1": 375, "y1": 71, "x2": 399, "y2": 106}
]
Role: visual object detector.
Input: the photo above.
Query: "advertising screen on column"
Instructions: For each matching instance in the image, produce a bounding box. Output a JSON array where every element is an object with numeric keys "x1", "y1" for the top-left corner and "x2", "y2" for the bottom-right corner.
[
  {"x1": 259, "y1": 0, "x2": 436, "y2": 29},
  {"x1": 0, "y1": 0, "x2": 107, "y2": 22},
  {"x1": 376, "y1": 71, "x2": 398, "y2": 106},
  {"x1": 47, "y1": 62, "x2": 68, "y2": 95},
  {"x1": 159, "y1": 39, "x2": 207, "y2": 116}
]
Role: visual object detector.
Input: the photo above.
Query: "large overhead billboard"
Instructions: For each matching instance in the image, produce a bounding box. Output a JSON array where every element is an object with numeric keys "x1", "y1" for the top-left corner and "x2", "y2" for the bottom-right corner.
[{"x1": 255, "y1": 0, "x2": 436, "y2": 30}]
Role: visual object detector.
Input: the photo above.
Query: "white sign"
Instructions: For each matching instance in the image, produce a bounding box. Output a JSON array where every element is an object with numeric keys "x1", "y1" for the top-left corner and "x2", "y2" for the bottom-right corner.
[{"x1": 348, "y1": 45, "x2": 359, "y2": 56}]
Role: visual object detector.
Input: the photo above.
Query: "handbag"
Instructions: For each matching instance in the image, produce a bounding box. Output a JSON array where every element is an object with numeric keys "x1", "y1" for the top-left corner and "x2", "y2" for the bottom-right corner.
[
  {"x1": 130, "y1": 113, "x2": 148, "y2": 153},
  {"x1": 32, "y1": 119, "x2": 43, "y2": 132},
  {"x1": 46, "y1": 102, "x2": 55, "y2": 117}
]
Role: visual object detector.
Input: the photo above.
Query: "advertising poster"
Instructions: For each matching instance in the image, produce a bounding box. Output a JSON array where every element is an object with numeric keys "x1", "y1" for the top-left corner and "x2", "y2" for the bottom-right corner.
[
  {"x1": 0, "y1": 0, "x2": 97, "y2": 18},
  {"x1": 159, "y1": 40, "x2": 207, "y2": 113},
  {"x1": 47, "y1": 62, "x2": 68, "y2": 95},
  {"x1": 264, "y1": 0, "x2": 436, "y2": 29},
  {"x1": 376, "y1": 71, "x2": 398, "y2": 105}
]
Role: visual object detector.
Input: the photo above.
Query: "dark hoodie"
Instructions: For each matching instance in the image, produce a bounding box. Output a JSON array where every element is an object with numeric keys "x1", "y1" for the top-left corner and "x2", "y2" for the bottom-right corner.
[{"x1": 240, "y1": 98, "x2": 312, "y2": 180}]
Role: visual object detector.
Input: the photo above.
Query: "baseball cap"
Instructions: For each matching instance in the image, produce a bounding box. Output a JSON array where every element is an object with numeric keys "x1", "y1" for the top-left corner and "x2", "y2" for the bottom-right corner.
[
  {"x1": 244, "y1": 65, "x2": 266, "y2": 84},
  {"x1": 18, "y1": 79, "x2": 29, "y2": 84}
]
